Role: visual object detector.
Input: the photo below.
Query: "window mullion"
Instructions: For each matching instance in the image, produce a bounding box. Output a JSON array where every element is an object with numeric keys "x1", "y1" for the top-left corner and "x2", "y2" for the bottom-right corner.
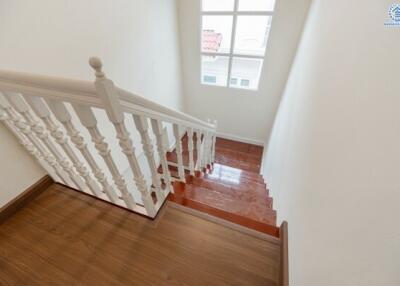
[{"x1": 227, "y1": 0, "x2": 239, "y2": 87}]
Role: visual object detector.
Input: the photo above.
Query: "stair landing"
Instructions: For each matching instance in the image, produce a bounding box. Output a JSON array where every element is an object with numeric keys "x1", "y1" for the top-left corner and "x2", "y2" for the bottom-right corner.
[
  {"x1": 168, "y1": 137, "x2": 279, "y2": 237},
  {"x1": 0, "y1": 184, "x2": 279, "y2": 286}
]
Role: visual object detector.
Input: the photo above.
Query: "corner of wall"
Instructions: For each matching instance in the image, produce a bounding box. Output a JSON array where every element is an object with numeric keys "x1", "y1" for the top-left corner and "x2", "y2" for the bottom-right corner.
[{"x1": 0, "y1": 124, "x2": 46, "y2": 208}]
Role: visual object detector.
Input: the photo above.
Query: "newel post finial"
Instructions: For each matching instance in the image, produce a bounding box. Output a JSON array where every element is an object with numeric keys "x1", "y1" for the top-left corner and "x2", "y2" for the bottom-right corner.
[{"x1": 89, "y1": 57, "x2": 105, "y2": 79}]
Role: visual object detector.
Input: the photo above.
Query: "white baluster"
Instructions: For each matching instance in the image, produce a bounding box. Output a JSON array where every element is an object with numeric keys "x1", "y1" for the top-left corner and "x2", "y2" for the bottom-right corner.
[
  {"x1": 210, "y1": 132, "x2": 216, "y2": 165},
  {"x1": 195, "y1": 129, "x2": 203, "y2": 171},
  {"x1": 116, "y1": 123, "x2": 157, "y2": 215},
  {"x1": 203, "y1": 119, "x2": 214, "y2": 169},
  {"x1": 72, "y1": 103, "x2": 136, "y2": 209},
  {"x1": 0, "y1": 109, "x2": 59, "y2": 181},
  {"x1": 211, "y1": 120, "x2": 217, "y2": 163},
  {"x1": 0, "y1": 93, "x2": 69, "y2": 184},
  {"x1": 46, "y1": 99, "x2": 119, "y2": 203},
  {"x1": 133, "y1": 114, "x2": 164, "y2": 201},
  {"x1": 5, "y1": 92, "x2": 84, "y2": 189},
  {"x1": 188, "y1": 127, "x2": 195, "y2": 176},
  {"x1": 209, "y1": 133, "x2": 214, "y2": 166},
  {"x1": 208, "y1": 136, "x2": 213, "y2": 166},
  {"x1": 89, "y1": 57, "x2": 156, "y2": 216},
  {"x1": 24, "y1": 95, "x2": 103, "y2": 197},
  {"x1": 150, "y1": 119, "x2": 173, "y2": 193},
  {"x1": 202, "y1": 131, "x2": 209, "y2": 170},
  {"x1": 207, "y1": 133, "x2": 213, "y2": 166},
  {"x1": 201, "y1": 131, "x2": 208, "y2": 170},
  {"x1": 173, "y1": 123, "x2": 186, "y2": 182}
]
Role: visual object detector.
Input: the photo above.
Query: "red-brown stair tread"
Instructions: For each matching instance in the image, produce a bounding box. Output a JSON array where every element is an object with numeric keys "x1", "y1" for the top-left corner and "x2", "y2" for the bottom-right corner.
[
  {"x1": 188, "y1": 176, "x2": 272, "y2": 206},
  {"x1": 169, "y1": 192, "x2": 279, "y2": 237},
  {"x1": 203, "y1": 163, "x2": 266, "y2": 184},
  {"x1": 173, "y1": 184, "x2": 276, "y2": 225},
  {"x1": 165, "y1": 135, "x2": 279, "y2": 237}
]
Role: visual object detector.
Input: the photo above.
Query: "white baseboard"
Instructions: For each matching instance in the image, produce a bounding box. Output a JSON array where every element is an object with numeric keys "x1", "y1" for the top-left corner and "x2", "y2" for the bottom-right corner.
[{"x1": 216, "y1": 132, "x2": 264, "y2": 146}]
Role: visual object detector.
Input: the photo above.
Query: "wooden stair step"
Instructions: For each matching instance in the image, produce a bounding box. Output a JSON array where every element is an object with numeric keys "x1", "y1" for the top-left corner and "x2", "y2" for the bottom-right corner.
[
  {"x1": 215, "y1": 138, "x2": 263, "y2": 156},
  {"x1": 214, "y1": 156, "x2": 261, "y2": 173},
  {"x1": 168, "y1": 192, "x2": 279, "y2": 237},
  {"x1": 189, "y1": 175, "x2": 270, "y2": 198},
  {"x1": 201, "y1": 171, "x2": 266, "y2": 188},
  {"x1": 172, "y1": 183, "x2": 276, "y2": 226},
  {"x1": 187, "y1": 176, "x2": 272, "y2": 206},
  {"x1": 160, "y1": 135, "x2": 279, "y2": 237},
  {"x1": 201, "y1": 173, "x2": 267, "y2": 191},
  {"x1": 165, "y1": 165, "x2": 267, "y2": 190},
  {"x1": 207, "y1": 163, "x2": 266, "y2": 184},
  {"x1": 215, "y1": 147, "x2": 262, "y2": 164},
  {"x1": 165, "y1": 169, "x2": 270, "y2": 206}
]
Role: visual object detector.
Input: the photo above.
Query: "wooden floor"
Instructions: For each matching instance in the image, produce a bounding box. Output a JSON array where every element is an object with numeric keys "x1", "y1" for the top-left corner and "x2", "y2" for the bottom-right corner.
[{"x1": 0, "y1": 184, "x2": 280, "y2": 286}]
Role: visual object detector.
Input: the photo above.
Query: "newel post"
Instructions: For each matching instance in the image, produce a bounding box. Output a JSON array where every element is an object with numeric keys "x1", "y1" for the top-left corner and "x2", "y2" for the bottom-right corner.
[
  {"x1": 89, "y1": 57, "x2": 156, "y2": 217},
  {"x1": 89, "y1": 57, "x2": 123, "y2": 123}
]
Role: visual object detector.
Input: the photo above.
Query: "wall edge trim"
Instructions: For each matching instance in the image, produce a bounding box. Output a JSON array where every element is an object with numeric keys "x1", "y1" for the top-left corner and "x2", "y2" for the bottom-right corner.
[
  {"x1": 216, "y1": 132, "x2": 264, "y2": 146},
  {"x1": 0, "y1": 175, "x2": 53, "y2": 224}
]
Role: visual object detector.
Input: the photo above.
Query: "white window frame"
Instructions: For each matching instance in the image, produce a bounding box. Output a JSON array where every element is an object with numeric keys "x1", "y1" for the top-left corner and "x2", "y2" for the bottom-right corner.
[{"x1": 200, "y1": 0, "x2": 274, "y2": 90}]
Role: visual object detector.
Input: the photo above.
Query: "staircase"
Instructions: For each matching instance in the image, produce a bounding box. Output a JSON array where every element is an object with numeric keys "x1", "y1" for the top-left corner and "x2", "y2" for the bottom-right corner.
[
  {"x1": 0, "y1": 57, "x2": 279, "y2": 237},
  {"x1": 167, "y1": 136, "x2": 279, "y2": 237}
]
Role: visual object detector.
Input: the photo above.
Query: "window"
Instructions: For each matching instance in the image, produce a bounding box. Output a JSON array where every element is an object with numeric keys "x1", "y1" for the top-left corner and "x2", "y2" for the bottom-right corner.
[
  {"x1": 201, "y1": 0, "x2": 275, "y2": 90},
  {"x1": 201, "y1": 55, "x2": 229, "y2": 86},
  {"x1": 241, "y1": 79, "x2": 250, "y2": 87}
]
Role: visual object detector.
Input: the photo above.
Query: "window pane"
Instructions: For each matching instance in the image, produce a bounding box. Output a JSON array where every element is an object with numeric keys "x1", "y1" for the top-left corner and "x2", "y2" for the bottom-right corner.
[
  {"x1": 233, "y1": 16, "x2": 272, "y2": 56},
  {"x1": 240, "y1": 79, "x2": 250, "y2": 87},
  {"x1": 230, "y1": 57, "x2": 263, "y2": 90},
  {"x1": 230, "y1": 77, "x2": 238, "y2": 86},
  {"x1": 238, "y1": 0, "x2": 276, "y2": 11},
  {"x1": 202, "y1": 56, "x2": 229, "y2": 86},
  {"x1": 202, "y1": 16, "x2": 233, "y2": 53},
  {"x1": 203, "y1": 75, "x2": 217, "y2": 83},
  {"x1": 202, "y1": 0, "x2": 234, "y2": 11}
]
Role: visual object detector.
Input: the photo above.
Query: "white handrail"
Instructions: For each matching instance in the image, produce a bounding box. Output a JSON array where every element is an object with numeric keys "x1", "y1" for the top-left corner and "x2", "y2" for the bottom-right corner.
[
  {"x1": 0, "y1": 66, "x2": 215, "y2": 131},
  {"x1": 118, "y1": 88, "x2": 214, "y2": 130},
  {"x1": 0, "y1": 70, "x2": 100, "y2": 107},
  {"x1": 0, "y1": 57, "x2": 217, "y2": 218}
]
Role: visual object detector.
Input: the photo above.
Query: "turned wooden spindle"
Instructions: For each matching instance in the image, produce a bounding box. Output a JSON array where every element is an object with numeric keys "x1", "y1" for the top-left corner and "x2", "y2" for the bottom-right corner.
[
  {"x1": 89, "y1": 57, "x2": 156, "y2": 216},
  {"x1": 188, "y1": 127, "x2": 195, "y2": 175},
  {"x1": 0, "y1": 92, "x2": 70, "y2": 185},
  {"x1": 46, "y1": 99, "x2": 119, "y2": 203}
]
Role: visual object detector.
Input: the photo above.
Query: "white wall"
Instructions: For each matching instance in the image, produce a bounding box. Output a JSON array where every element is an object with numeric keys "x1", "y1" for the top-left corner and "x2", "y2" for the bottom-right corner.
[
  {"x1": 263, "y1": 0, "x2": 400, "y2": 285},
  {"x1": 0, "y1": 124, "x2": 45, "y2": 208},
  {"x1": 177, "y1": 0, "x2": 311, "y2": 144},
  {"x1": 0, "y1": 0, "x2": 184, "y2": 204},
  {"x1": 0, "y1": 0, "x2": 184, "y2": 110}
]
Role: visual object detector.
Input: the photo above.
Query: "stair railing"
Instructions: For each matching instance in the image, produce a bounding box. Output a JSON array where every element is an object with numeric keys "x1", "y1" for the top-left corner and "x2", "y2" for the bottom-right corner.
[{"x1": 0, "y1": 57, "x2": 217, "y2": 218}]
